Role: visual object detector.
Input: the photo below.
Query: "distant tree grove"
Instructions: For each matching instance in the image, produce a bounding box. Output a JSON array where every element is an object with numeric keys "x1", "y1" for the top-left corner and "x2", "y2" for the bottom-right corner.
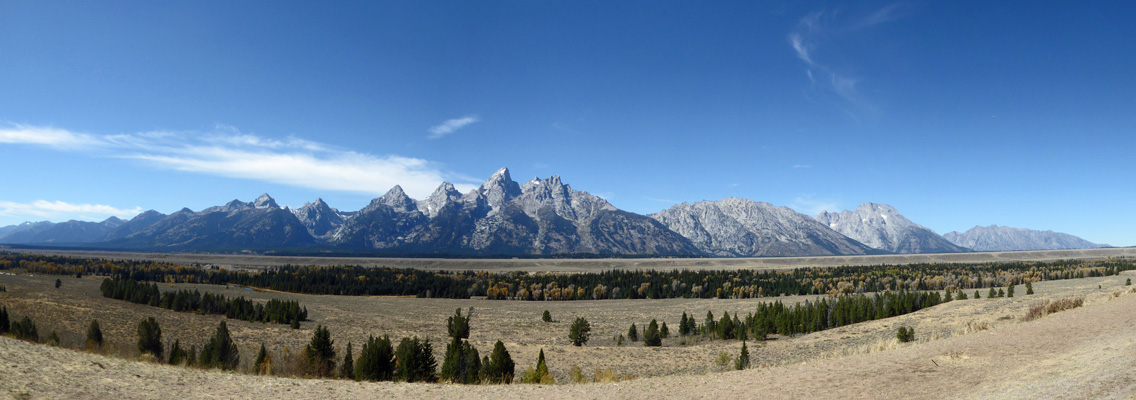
[{"x1": 100, "y1": 277, "x2": 307, "y2": 325}]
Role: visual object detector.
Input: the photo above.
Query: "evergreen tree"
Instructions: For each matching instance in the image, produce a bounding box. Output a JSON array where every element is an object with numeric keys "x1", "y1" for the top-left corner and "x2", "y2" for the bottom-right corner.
[
  {"x1": 340, "y1": 342, "x2": 355, "y2": 379},
  {"x1": 168, "y1": 339, "x2": 187, "y2": 365},
  {"x1": 660, "y1": 321, "x2": 670, "y2": 338},
  {"x1": 448, "y1": 308, "x2": 472, "y2": 339},
  {"x1": 1027, "y1": 281, "x2": 1035, "y2": 294},
  {"x1": 542, "y1": 310, "x2": 552, "y2": 323},
  {"x1": 441, "y1": 336, "x2": 480, "y2": 384},
  {"x1": 975, "y1": 290, "x2": 981, "y2": 299},
  {"x1": 201, "y1": 320, "x2": 240, "y2": 370},
  {"x1": 137, "y1": 317, "x2": 163, "y2": 358},
  {"x1": 1007, "y1": 284, "x2": 1015, "y2": 298},
  {"x1": 305, "y1": 325, "x2": 336, "y2": 377},
  {"x1": 187, "y1": 345, "x2": 198, "y2": 367},
  {"x1": 86, "y1": 319, "x2": 103, "y2": 349},
  {"x1": 568, "y1": 317, "x2": 590, "y2": 346},
  {"x1": 957, "y1": 290, "x2": 968, "y2": 300},
  {"x1": 521, "y1": 348, "x2": 554, "y2": 384},
  {"x1": 46, "y1": 331, "x2": 60, "y2": 346},
  {"x1": 0, "y1": 306, "x2": 8, "y2": 334},
  {"x1": 643, "y1": 319, "x2": 662, "y2": 347},
  {"x1": 55, "y1": 278, "x2": 62, "y2": 288},
  {"x1": 988, "y1": 287, "x2": 997, "y2": 298},
  {"x1": 255, "y1": 343, "x2": 270, "y2": 375},
  {"x1": 679, "y1": 312, "x2": 690, "y2": 336},
  {"x1": 944, "y1": 290, "x2": 953, "y2": 301},
  {"x1": 998, "y1": 288, "x2": 1005, "y2": 297},
  {"x1": 718, "y1": 311, "x2": 736, "y2": 340},
  {"x1": 704, "y1": 311, "x2": 716, "y2": 334},
  {"x1": 1127, "y1": 279, "x2": 1132, "y2": 287},
  {"x1": 627, "y1": 323, "x2": 639, "y2": 342},
  {"x1": 734, "y1": 341, "x2": 750, "y2": 370},
  {"x1": 394, "y1": 337, "x2": 437, "y2": 383},
  {"x1": 355, "y1": 335, "x2": 394, "y2": 382},
  {"x1": 11, "y1": 316, "x2": 38, "y2": 342},
  {"x1": 483, "y1": 340, "x2": 515, "y2": 384}
]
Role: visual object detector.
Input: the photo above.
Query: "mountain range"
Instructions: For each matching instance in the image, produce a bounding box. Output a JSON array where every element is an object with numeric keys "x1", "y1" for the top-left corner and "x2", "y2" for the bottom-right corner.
[
  {"x1": 0, "y1": 168, "x2": 1105, "y2": 257},
  {"x1": 943, "y1": 225, "x2": 1104, "y2": 252}
]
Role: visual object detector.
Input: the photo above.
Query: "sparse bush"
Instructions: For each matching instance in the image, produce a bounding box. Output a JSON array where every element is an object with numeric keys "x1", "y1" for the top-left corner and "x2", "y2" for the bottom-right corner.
[
  {"x1": 1127, "y1": 278, "x2": 1132, "y2": 286},
  {"x1": 643, "y1": 319, "x2": 662, "y2": 347},
  {"x1": 305, "y1": 325, "x2": 336, "y2": 377},
  {"x1": 568, "y1": 317, "x2": 590, "y2": 346},
  {"x1": 616, "y1": 334, "x2": 624, "y2": 346},
  {"x1": 896, "y1": 326, "x2": 915, "y2": 343},
  {"x1": 355, "y1": 335, "x2": 394, "y2": 381},
  {"x1": 86, "y1": 320, "x2": 103, "y2": 349},
  {"x1": 137, "y1": 317, "x2": 162, "y2": 358},
  {"x1": 46, "y1": 331, "x2": 60, "y2": 346},
  {"x1": 593, "y1": 368, "x2": 625, "y2": 383},
  {"x1": 542, "y1": 310, "x2": 552, "y2": 323},
  {"x1": 201, "y1": 320, "x2": 240, "y2": 371},
  {"x1": 520, "y1": 349, "x2": 554, "y2": 384},
  {"x1": 734, "y1": 341, "x2": 750, "y2": 370},
  {"x1": 1046, "y1": 297, "x2": 1084, "y2": 314},
  {"x1": 715, "y1": 351, "x2": 731, "y2": 369},
  {"x1": 448, "y1": 308, "x2": 472, "y2": 339},
  {"x1": 482, "y1": 340, "x2": 514, "y2": 384}
]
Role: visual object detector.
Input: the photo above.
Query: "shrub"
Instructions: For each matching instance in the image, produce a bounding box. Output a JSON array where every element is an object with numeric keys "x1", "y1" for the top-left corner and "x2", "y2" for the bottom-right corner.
[
  {"x1": 11, "y1": 316, "x2": 37, "y2": 342},
  {"x1": 643, "y1": 319, "x2": 662, "y2": 347},
  {"x1": 956, "y1": 290, "x2": 968, "y2": 300},
  {"x1": 305, "y1": 325, "x2": 336, "y2": 377},
  {"x1": 394, "y1": 337, "x2": 437, "y2": 383},
  {"x1": 482, "y1": 340, "x2": 514, "y2": 384},
  {"x1": 137, "y1": 317, "x2": 163, "y2": 358},
  {"x1": 46, "y1": 331, "x2": 60, "y2": 346},
  {"x1": 627, "y1": 323, "x2": 639, "y2": 342},
  {"x1": 570, "y1": 364, "x2": 585, "y2": 383},
  {"x1": 448, "y1": 308, "x2": 472, "y2": 339},
  {"x1": 734, "y1": 341, "x2": 750, "y2": 370},
  {"x1": 55, "y1": 279, "x2": 62, "y2": 289},
  {"x1": 975, "y1": 290, "x2": 981, "y2": 299},
  {"x1": 201, "y1": 320, "x2": 240, "y2": 370},
  {"x1": 1046, "y1": 297, "x2": 1084, "y2": 314},
  {"x1": 1026, "y1": 281, "x2": 1035, "y2": 294},
  {"x1": 441, "y1": 336, "x2": 480, "y2": 384},
  {"x1": 542, "y1": 310, "x2": 552, "y2": 323},
  {"x1": 521, "y1": 349, "x2": 554, "y2": 384},
  {"x1": 1022, "y1": 303, "x2": 1047, "y2": 322},
  {"x1": 86, "y1": 320, "x2": 104, "y2": 349},
  {"x1": 988, "y1": 288, "x2": 997, "y2": 298},
  {"x1": 255, "y1": 343, "x2": 271, "y2": 375},
  {"x1": 568, "y1": 317, "x2": 590, "y2": 346},
  {"x1": 1127, "y1": 278, "x2": 1132, "y2": 286},
  {"x1": 896, "y1": 326, "x2": 915, "y2": 343},
  {"x1": 355, "y1": 335, "x2": 394, "y2": 381},
  {"x1": 715, "y1": 351, "x2": 731, "y2": 368},
  {"x1": 616, "y1": 334, "x2": 624, "y2": 346}
]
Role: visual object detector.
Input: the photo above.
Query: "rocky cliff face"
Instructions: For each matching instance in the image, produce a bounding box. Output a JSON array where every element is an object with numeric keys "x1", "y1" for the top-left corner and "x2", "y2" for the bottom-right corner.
[
  {"x1": 650, "y1": 198, "x2": 878, "y2": 257},
  {"x1": 292, "y1": 199, "x2": 345, "y2": 238},
  {"x1": 944, "y1": 225, "x2": 1103, "y2": 252},
  {"x1": 815, "y1": 203, "x2": 969, "y2": 254}
]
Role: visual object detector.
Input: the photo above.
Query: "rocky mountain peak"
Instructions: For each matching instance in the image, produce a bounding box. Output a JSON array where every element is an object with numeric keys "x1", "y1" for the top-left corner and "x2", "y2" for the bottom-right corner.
[
  {"x1": 815, "y1": 203, "x2": 967, "y2": 254},
  {"x1": 480, "y1": 167, "x2": 522, "y2": 210},
  {"x1": 420, "y1": 182, "x2": 463, "y2": 218},
  {"x1": 377, "y1": 185, "x2": 418, "y2": 213},
  {"x1": 254, "y1": 193, "x2": 279, "y2": 209}
]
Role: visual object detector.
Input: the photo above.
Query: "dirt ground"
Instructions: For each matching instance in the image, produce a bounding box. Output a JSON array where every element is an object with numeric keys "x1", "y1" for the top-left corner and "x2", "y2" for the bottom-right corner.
[{"x1": 3, "y1": 265, "x2": 1136, "y2": 398}]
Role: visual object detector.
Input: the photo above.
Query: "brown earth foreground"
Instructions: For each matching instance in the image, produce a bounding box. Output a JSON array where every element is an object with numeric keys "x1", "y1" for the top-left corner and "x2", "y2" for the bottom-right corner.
[{"x1": 4, "y1": 273, "x2": 1136, "y2": 399}]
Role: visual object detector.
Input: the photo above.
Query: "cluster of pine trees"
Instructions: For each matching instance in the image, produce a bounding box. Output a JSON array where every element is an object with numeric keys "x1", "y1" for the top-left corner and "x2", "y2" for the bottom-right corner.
[
  {"x1": 99, "y1": 277, "x2": 307, "y2": 325},
  {"x1": 6, "y1": 251, "x2": 1130, "y2": 302}
]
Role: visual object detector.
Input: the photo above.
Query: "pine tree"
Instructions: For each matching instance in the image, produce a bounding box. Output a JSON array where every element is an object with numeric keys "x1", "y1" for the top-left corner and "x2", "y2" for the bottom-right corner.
[
  {"x1": 448, "y1": 308, "x2": 472, "y2": 339},
  {"x1": 998, "y1": 288, "x2": 1005, "y2": 297},
  {"x1": 55, "y1": 278, "x2": 62, "y2": 288},
  {"x1": 11, "y1": 316, "x2": 38, "y2": 342},
  {"x1": 483, "y1": 340, "x2": 514, "y2": 384},
  {"x1": 201, "y1": 320, "x2": 240, "y2": 370},
  {"x1": 643, "y1": 319, "x2": 662, "y2": 346},
  {"x1": 1027, "y1": 281, "x2": 1035, "y2": 294},
  {"x1": 394, "y1": 337, "x2": 437, "y2": 383},
  {"x1": 86, "y1": 319, "x2": 104, "y2": 349},
  {"x1": 46, "y1": 331, "x2": 60, "y2": 346},
  {"x1": 957, "y1": 290, "x2": 968, "y2": 300},
  {"x1": 627, "y1": 323, "x2": 639, "y2": 342},
  {"x1": 1127, "y1": 278, "x2": 1132, "y2": 287},
  {"x1": 734, "y1": 341, "x2": 750, "y2": 370},
  {"x1": 441, "y1": 336, "x2": 480, "y2": 384},
  {"x1": 521, "y1": 349, "x2": 554, "y2": 384},
  {"x1": 168, "y1": 339, "x2": 187, "y2": 365},
  {"x1": 255, "y1": 343, "x2": 270, "y2": 375},
  {"x1": 660, "y1": 321, "x2": 670, "y2": 338},
  {"x1": 975, "y1": 290, "x2": 981, "y2": 299},
  {"x1": 1007, "y1": 284, "x2": 1014, "y2": 298},
  {"x1": 542, "y1": 310, "x2": 552, "y2": 323},
  {"x1": 137, "y1": 317, "x2": 163, "y2": 358},
  {"x1": 944, "y1": 290, "x2": 953, "y2": 301},
  {"x1": 355, "y1": 335, "x2": 394, "y2": 381},
  {"x1": 568, "y1": 317, "x2": 590, "y2": 346},
  {"x1": 305, "y1": 325, "x2": 336, "y2": 377},
  {"x1": 0, "y1": 306, "x2": 8, "y2": 334},
  {"x1": 679, "y1": 312, "x2": 690, "y2": 336},
  {"x1": 340, "y1": 342, "x2": 355, "y2": 379},
  {"x1": 988, "y1": 287, "x2": 997, "y2": 298}
]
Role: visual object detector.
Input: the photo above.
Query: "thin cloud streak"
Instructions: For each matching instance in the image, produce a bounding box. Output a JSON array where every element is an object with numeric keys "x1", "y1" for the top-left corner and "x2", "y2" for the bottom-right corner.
[
  {"x1": 0, "y1": 123, "x2": 477, "y2": 199},
  {"x1": 428, "y1": 115, "x2": 480, "y2": 139},
  {"x1": 0, "y1": 200, "x2": 143, "y2": 220}
]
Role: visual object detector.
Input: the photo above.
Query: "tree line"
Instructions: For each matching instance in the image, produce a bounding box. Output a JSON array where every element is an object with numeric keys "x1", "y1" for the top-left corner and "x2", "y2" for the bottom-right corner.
[{"x1": 99, "y1": 277, "x2": 308, "y2": 325}]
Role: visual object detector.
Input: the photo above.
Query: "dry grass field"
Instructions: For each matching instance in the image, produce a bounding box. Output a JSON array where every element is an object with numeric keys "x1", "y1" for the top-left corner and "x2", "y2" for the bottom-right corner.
[{"x1": 3, "y1": 258, "x2": 1136, "y2": 398}]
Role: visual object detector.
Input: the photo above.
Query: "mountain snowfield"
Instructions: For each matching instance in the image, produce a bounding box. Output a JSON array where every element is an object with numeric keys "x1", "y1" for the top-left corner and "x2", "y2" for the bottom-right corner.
[{"x1": 0, "y1": 168, "x2": 1105, "y2": 256}]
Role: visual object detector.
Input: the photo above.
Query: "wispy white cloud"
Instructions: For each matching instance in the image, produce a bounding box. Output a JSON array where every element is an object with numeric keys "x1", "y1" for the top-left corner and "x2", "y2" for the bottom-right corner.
[
  {"x1": 0, "y1": 200, "x2": 143, "y2": 220},
  {"x1": 428, "y1": 115, "x2": 479, "y2": 139},
  {"x1": 792, "y1": 164, "x2": 813, "y2": 169},
  {"x1": 790, "y1": 195, "x2": 840, "y2": 216},
  {"x1": 788, "y1": 4, "x2": 906, "y2": 112},
  {"x1": 0, "y1": 123, "x2": 478, "y2": 199}
]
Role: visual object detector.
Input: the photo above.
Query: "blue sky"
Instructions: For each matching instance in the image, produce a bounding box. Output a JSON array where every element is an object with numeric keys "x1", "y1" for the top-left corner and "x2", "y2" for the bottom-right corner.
[{"x1": 1, "y1": 1, "x2": 1134, "y2": 246}]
